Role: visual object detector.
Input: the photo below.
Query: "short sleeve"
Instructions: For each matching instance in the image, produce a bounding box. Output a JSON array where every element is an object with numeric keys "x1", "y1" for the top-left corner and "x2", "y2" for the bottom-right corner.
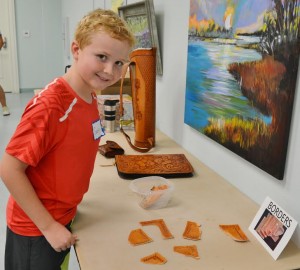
[{"x1": 6, "y1": 94, "x2": 65, "y2": 167}]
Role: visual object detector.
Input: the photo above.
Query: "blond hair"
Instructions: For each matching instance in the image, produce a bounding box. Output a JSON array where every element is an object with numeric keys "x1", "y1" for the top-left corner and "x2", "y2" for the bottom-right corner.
[{"x1": 74, "y1": 9, "x2": 135, "y2": 49}]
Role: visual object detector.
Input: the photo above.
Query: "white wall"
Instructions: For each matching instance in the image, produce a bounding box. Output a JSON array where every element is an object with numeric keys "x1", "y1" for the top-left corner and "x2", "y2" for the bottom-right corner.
[
  {"x1": 61, "y1": 0, "x2": 108, "y2": 68},
  {"x1": 61, "y1": 0, "x2": 95, "y2": 68},
  {"x1": 61, "y1": 0, "x2": 299, "y2": 248},
  {"x1": 15, "y1": 0, "x2": 63, "y2": 89}
]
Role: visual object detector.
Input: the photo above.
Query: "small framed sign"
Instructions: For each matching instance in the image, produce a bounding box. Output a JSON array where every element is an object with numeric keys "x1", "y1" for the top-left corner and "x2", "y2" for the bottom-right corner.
[
  {"x1": 249, "y1": 197, "x2": 298, "y2": 260},
  {"x1": 118, "y1": 0, "x2": 163, "y2": 75}
]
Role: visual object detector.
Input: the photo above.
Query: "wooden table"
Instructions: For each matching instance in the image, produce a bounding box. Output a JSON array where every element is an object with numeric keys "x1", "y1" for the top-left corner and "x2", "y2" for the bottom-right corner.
[{"x1": 73, "y1": 130, "x2": 300, "y2": 270}]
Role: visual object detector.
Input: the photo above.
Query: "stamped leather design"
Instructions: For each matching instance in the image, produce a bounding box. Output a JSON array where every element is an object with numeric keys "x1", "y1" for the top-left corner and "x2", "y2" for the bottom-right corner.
[
  {"x1": 119, "y1": 48, "x2": 156, "y2": 152},
  {"x1": 115, "y1": 154, "x2": 194, "y2": 179}
]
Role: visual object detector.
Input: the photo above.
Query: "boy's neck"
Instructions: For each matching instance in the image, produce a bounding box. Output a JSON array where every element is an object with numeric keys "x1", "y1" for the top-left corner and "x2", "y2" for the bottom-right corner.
[{"x1": 62, "y1": 72, "x2": 93, "y2": 104}]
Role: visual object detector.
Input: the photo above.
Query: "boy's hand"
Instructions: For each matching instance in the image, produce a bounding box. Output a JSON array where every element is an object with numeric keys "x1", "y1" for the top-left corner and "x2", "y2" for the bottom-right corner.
[{"x1": 42, "y1": 221, "x2": 78, "y2": 252}]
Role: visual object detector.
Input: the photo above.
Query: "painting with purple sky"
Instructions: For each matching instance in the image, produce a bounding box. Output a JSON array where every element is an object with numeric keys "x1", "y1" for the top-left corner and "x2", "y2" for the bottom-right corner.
[{"x1": 184, "y1": 0, "x2": 300, "y2": 180}]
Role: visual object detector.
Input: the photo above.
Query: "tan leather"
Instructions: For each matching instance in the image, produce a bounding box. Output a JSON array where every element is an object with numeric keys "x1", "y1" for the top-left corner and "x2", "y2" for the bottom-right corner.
[
  {"x1": 219, "y1": 224, "x2": 249, "y2": 242},
  {"x1": 140, "y1": 219, "x2": 174, "y2": 239},
  {"x1": 139, "y1": 191, "x2": 165, "y2": 209},
  {"x1": 140, "y1": 252, "x2": 167, "y2": 264},
  {"x1": 183, "y1": 221, "x2": 202, "y2": 240},
  {"x1": 115, "y1": 154, "x2": 194, "y2": 179},
  {"x1": 120, "y1": 48, "x2": 156, "y2": 152},
  {"x1": 174, "y1": 245, "x2": 200, "y2": 259},
  {"x1": 128, "y1": 228, "x2": 153, "y2": 245}
]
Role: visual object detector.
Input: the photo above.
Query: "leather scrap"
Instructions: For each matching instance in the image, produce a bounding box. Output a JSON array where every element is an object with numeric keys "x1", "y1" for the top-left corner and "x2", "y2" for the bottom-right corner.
[
  {"x1": 140, "y1": 219, "x2": 174, "y2": 239},
  {"x1": 183, "y1": 221, "x2": 201, "y2": 240},
  {"x1": 174, "y1": 245, "x2": 200, "y2": 260},
  {"x1": 140, "y1": 252, "x2": 167, "y2": 264},
  {"x1": 128, "y1": 228, "x2": 153, "y2": 245},
  {"x1": 219, "y1": 224, "x2": 249, "y2": 242},
  {"x1": 140, "y1": 186, "x2": 169, "y2": 209}
]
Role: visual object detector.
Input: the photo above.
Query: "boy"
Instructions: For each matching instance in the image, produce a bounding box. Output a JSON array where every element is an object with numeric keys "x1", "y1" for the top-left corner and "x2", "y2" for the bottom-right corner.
[{"x1": 0, "y1": 9, "x2": 135, "y2": 270}]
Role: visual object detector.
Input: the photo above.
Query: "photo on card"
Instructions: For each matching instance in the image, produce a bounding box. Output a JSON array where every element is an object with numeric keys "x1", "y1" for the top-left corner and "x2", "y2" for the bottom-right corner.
[{"x1": 254, "y1": 209, "x2": 287, "y2": 251}]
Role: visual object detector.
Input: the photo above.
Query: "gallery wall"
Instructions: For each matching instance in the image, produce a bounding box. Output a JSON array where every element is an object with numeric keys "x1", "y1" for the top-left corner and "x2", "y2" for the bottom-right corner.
[
  {"x1": 15, "y1": 0, "x2": 63, "y2": 89},
  {"x1": 15, "y1": 0, "x2": 299, "y2": 247},
  {"x1": 150, "y1": 0, "x2": 300, "y2": 248}
]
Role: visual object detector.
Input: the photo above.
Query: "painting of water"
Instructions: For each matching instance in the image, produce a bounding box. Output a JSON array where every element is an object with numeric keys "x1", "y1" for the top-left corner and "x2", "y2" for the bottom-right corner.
[{"x1": 184, "y1": 0, "x2": 300, "y2": 180}]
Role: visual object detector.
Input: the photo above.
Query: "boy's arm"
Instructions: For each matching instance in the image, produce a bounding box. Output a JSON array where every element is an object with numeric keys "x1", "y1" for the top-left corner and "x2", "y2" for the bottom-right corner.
[{"x1": 0, "y1": 152, "x2": 77, "y2": 252}]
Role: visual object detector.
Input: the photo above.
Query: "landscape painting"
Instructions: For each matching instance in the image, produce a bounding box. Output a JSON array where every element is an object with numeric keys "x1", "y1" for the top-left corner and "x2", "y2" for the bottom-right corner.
[{"x1": 184, "y1": 0, "x2": 300, "y2": 180}]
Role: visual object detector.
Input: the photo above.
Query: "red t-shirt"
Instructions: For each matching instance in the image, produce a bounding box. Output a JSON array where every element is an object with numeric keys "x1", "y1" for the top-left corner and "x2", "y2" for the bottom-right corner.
[{"x1": 5, "y1": 77, "x2": 101, "y2": 236}]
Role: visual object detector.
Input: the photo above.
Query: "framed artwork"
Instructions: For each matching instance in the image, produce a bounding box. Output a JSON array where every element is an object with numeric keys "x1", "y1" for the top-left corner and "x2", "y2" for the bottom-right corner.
[
  {"x1": 118, "y1": 0, "x2": 163, "y2": 75},
  {"x1": 184, "y1": 0, "x2": 300, "y2": 180},
  {"x1": 111, "y1": 0, "x2": 127, "y2": 13}
]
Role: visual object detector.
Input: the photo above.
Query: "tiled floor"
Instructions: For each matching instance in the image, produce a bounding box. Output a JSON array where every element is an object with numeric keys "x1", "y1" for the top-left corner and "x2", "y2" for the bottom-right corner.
[{"x1": 0, "y1": 92, "x2": 80, "y2": 270}]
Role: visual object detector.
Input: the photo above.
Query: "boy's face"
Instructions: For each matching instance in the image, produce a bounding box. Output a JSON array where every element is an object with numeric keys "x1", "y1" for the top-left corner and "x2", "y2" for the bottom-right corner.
[{"x1": 73, "y1": 31, "x2": 131, "y2": 91}]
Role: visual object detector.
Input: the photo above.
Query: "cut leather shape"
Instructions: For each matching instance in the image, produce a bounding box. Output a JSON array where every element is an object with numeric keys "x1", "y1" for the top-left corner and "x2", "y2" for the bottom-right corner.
[
  {"x1": 140, "y1": 185, "x2": 170, "y2": 209},
  {"x1": 183, "y1": 221, "x2": 201, "y2": 240},
  {"x1": 98, "y1": 140, "x2": 124, "y2": 158},
  {"x1": 140, "y1": 219, "x2": 174, "y2": 239},
  {"x1": 128, "y1": 228, "x2": 153, "y2": 245},
  {"x1": 219, "y1": 224, "x2": 249, "y2": 242},
  {"x1": 174, "y1": 245, "x2": 200, "y2": 260},
  {"x1": 140, "y1": 252, "x2": 167, "y2": 264},
  {"x1": 115, "y1": 154, "x2": 193, "y2": 179}
]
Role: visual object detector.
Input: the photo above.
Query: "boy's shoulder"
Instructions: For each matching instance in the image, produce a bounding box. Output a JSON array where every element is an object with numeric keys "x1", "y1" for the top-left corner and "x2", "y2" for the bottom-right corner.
[
  {"x1": 33, "y1": 78, "x2": 74, "y2": 105},
  {"x1": 43, "y1": 77, "x2": 70, "y2": 96},
  {"x1": 25, "y1": 78, "x2": 76, "y2": 117}
]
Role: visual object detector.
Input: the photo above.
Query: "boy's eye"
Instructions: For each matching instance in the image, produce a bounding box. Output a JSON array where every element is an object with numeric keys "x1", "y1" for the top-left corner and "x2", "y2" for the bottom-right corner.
[
  {"x1": 98, "y1": 54, "x2": 107, "y2": 61},
  {"x1": 115, "y1": 61, "x2": 124, "y2": 67}
]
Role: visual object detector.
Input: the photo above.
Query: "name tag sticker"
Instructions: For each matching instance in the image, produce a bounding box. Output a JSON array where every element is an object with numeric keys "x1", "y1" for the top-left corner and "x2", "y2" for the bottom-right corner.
[
  {"x1": 92, "y1": 119, "x2": 105, "y2": 140},
  {"x1": 249, "y1": 196, "x2": 298, "y2": 260}
]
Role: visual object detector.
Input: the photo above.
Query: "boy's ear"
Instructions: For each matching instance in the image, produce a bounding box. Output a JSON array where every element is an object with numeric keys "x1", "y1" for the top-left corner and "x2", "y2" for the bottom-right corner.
[{"x1": 71, "y1": 41, "x2": 80, "y2": 59}]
